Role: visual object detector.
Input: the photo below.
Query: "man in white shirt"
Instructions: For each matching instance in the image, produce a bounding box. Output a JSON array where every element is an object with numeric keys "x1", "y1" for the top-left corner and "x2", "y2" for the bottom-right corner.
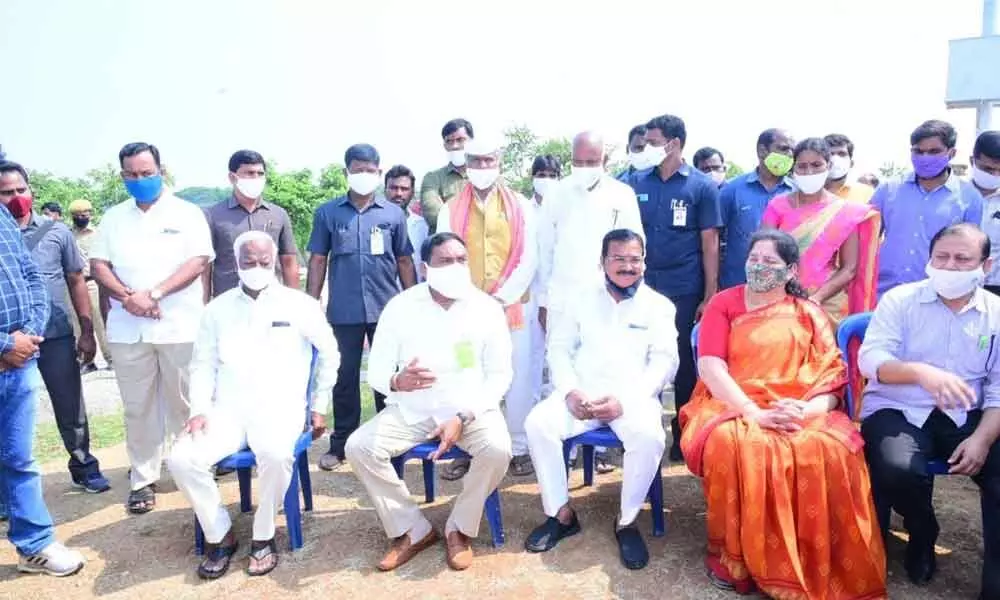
[
  {"x1": 524, "y1": 229, "x2": 676, "y2": 571},
  {"x1": 384, "y1": 165, "x2": 429, "y2": 280},
  {"x1": 89, "y1": 142, "x2": 215, "y2": 515},
  {"x1": 345, "y1": 232, "x2": 512, "y2": 573},
  {"x1": 167, "y1": 231, "x2": 339, "y2": 580},
  {"x1": 536, "y1": 131, "x2": 645, "y2": 473},
  {"x1": 435, "y1": 137, "x2": 537, "y2": 480}
]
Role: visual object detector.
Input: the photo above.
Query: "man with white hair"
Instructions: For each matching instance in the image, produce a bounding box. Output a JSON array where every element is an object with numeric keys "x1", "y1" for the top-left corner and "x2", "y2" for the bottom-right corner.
[
  {"x1": 435, "y1": 136, "x2": 537, "y2": 478},
  {"x1": 536, "y1": 131, "x2": 645, "y2": 472},
  {"x1": 167, "y1": 230, "x2": 340, "y2": 579}
]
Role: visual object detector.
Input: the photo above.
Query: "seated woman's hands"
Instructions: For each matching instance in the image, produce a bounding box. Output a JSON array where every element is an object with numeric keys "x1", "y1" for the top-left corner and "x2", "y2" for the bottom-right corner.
[{"x1": 745, "y1": 400, "x2": 804, "y2": 433}]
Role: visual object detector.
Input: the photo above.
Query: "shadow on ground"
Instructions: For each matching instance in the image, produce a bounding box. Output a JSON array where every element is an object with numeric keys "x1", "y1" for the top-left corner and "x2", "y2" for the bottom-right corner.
[{"x1": 0, "y1": 443, "x2": 987, "y2": 599}]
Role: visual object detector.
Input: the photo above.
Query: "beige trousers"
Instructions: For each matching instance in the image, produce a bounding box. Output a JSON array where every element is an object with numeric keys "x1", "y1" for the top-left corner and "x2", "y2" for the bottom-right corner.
[
  {"x1": 345, "y1": 405, "x2": 511, "y2": 539},
  {"x1": 70, "y1": 281, "x2": 111, "y2": 364},
  {"x1": 109, "y1": 341, "x2": 193, "y2": 491}
]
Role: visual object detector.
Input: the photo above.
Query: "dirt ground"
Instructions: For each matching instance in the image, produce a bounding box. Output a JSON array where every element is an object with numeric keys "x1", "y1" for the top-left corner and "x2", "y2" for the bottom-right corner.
[{"x1": 0, "y1": 441, "x2": 986, "y2": 600}]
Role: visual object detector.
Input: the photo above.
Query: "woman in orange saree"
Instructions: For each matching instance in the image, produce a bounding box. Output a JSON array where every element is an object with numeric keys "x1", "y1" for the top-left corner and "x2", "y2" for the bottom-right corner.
[
  {"x1": 761, "y1": 137, "x2": 880, "y2": 322},
  {"x1": 680, "y1": 230, "x2": 886, "y2": 600}
]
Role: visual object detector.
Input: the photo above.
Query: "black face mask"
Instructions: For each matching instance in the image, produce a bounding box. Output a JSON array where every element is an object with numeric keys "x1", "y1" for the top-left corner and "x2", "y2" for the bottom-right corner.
[
  {"x1": 72, "y1": 216, "x2": 90, "y2": 228},
  {"x1": 605, "y1": 274, "x2": 642, "y2": 299}
]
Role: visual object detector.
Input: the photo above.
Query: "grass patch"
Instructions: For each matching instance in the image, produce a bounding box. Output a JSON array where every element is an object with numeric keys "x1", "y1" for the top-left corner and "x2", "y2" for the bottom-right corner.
[
  {"x1": 33, "y1": 385, "x2": 378, "y2": 463},
  {"x1": 34, "y1": 411, "x2": 127, "y2": 464}
]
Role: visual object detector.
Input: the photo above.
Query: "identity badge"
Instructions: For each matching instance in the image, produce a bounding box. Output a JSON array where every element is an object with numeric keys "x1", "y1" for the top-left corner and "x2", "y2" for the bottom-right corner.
[
  {"x1": 671, "y1": 199, "x2": 687, "y2": 227},
  {"x1": 454, "y1": 341, "x2": 475, "y2": 370},
  {"x1": 637, "y1": 194, "x2": 649, "y2": 203},
  {"x1": 370, "y1": 228, "x2": 385, "y2": 255}
]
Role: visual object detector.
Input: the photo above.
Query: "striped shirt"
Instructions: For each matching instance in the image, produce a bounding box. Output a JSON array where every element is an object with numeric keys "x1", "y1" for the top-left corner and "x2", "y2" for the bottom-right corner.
[{"x1": 0, "y1": 206, "x2": 50, "y2": 353}]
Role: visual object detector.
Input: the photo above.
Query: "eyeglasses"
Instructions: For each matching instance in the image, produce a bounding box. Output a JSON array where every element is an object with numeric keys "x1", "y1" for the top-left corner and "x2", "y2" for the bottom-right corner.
[{"x1": 607, "y1": 255, "x2": 643, "y2": 266}]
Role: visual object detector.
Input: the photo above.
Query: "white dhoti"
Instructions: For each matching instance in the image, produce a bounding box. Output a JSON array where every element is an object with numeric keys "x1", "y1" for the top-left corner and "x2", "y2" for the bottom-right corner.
[
  {"x1": 167, "y1": 408, "x2": 304, "y2": 543},
  {"x1": 525, "y1": 390, "x2": 665, "y2": 526},
  {"x1": 505, "y1": 308, "x2": 541, "y2": 457},
  {"x1": 345, "y1": 405, "x2": 511, "y2": 539}
]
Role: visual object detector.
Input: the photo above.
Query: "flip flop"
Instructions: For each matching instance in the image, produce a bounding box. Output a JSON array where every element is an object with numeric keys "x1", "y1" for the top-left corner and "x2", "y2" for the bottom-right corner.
[
  {"x1": 246, "y1": 539, "x2": 278, "y2": 577},
  {"x1": 198, "y1": 540, "x2": 239, "y2": 580},
  {"x1": 126, "y1": 485, "x2": 155, "y2": 515}
]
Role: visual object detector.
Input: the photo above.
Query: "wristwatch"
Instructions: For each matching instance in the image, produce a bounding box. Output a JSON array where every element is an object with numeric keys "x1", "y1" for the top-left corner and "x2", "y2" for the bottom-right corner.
[
  {"x1": 456, "y1": 411, "x2": 473, "y2": 426},
  {"x1": 150, "y1": 288, "x2": 163, "y2": 302}
]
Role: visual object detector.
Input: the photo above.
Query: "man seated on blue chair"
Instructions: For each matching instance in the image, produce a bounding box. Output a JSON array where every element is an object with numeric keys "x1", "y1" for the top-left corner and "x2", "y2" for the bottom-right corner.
[
  {"x1": 859, "y1": 223, "x2": 1000, "y2": 596},
  {"x1": 345, "y1": 232, "x2": 513, "y2": 572},
  {"x1": 523, "y1": 228, "x2": 677, "y2": 569},
  {"x1": 167, "y1": 231, "x2": 340, "y2": 580}
]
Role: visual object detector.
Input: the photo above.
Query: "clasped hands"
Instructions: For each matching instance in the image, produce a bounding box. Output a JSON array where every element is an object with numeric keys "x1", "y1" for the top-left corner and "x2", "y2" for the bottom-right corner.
[
  {"x1": 0, "y1": 331, "x2": 44, "y2": 368},
  {"x1": 745, "y1": 399, "x2": 808, "y2": 433},
  {"x1": 123, "y1": 289, "x2": 161, "y2": 319},
  {"x1": 566, "y1": 390, "x2": 623, "y2": 422}
]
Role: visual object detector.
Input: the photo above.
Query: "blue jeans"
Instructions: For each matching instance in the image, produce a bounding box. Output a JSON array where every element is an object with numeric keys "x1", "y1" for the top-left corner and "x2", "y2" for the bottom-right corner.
[{"x1": 0, "y1": 360, "x2": 55, "y2": 555}]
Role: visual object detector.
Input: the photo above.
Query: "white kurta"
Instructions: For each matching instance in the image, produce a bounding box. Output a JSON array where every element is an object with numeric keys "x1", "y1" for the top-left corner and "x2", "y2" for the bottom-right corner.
[
  {"x1": 525, "y1": 283, "x2": 678, "y2": 526},
  {"x1": 433, "y1": 191, "x2": 538, "y2": 455},
  {"x1": 167, "y1": 284, "x2": 340, "y2": 543}
]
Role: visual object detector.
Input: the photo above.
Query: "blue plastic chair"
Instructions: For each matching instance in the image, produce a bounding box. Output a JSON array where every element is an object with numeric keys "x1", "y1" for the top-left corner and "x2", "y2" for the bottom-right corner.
[
  {"x1": 561, "y1": 427, "x2": 666, "y2": 536},
  {"x1": 836, "y1": 312, "x2": 950, "y2": 475},
  {"x1": 390, "y1": 444, "x2": 505, "y2": 547},
  {"x1": 194, "y1": 350, "x2": 319, "y2": 554}
]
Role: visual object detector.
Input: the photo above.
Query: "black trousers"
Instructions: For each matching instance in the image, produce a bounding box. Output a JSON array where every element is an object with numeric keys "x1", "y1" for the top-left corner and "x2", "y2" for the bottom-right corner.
[
  {"x1": 665, "y1": 293, "x2": 701, "y2": 451},
  {"x1": 861, "y1": 408, "x2": 1000, "y2": 597},
  {"x1": 37, "y1": 335, "x2": 101, "y2": 480},
  {"x1": 328, "y1": 322, "x2": 386, "y2": 459}
]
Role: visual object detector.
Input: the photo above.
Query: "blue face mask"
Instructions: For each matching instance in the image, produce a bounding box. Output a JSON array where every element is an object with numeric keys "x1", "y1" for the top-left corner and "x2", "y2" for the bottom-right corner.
[
  {"x1": 124, "y1": 174, "x2": 163, "y2": 204},
  {"x1": 605, "y1": 274, "x2": 642, "y2": 299}
]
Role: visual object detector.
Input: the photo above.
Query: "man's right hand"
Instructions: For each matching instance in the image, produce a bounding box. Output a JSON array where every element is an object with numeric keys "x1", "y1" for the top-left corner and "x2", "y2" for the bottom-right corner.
[
  {"x1": 184, "y1": 414, "x2": 208, "y2": 435},
  {"x1": 2, "y1": 331, "x2": 44, "y2": 367},
  {"x1": 393, "y1": 358, "x2": 437, "y2": 392},
  {"x1": 566, "y1": 390, "x2": 593, "y2": 421},
  {"x1": 916, "y1": 364, "x2": 976, "y2": 411}
]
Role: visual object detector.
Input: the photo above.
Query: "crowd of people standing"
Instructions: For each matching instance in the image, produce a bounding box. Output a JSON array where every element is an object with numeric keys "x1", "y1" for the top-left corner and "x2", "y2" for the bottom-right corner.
[{"x1": 2, "y1": 113, "x2": 1000, "y2": 598}]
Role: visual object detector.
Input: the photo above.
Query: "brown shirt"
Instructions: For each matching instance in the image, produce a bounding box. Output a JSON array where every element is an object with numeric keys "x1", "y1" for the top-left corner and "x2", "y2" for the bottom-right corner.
[
  {"x1": 203, "y1": 196, "x2": 298, "y2": 297},
  {"x1": 419, "y1": 164, "x2": 467, "y2": 233}
]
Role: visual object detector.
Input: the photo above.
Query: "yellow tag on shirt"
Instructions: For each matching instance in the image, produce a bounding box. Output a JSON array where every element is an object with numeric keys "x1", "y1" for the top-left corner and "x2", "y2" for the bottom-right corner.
[{"x1": 455, "y1": 341, "x2": 475, "y2": 370}]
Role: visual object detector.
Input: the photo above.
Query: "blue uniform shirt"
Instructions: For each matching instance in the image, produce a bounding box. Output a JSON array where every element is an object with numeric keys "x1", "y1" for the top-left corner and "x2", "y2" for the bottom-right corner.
[
  {"x1": 718, "y1": 168, "x2": 793, "y2": 289},
  {"x1": 627, "y1": 164, "x2": 722, "y2": 298},
  {"x1": 307, "y1": 195, "x2": 413, "y2": 325}
]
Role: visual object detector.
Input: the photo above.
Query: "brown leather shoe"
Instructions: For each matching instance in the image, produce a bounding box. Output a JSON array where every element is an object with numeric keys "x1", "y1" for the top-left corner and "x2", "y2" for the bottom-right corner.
[
  {"x1": 376, "y1": 529, "x2": 440, "y2": 571},
  {"x1": 445, "y1": 530, "x2": 473, "y2": 571}
]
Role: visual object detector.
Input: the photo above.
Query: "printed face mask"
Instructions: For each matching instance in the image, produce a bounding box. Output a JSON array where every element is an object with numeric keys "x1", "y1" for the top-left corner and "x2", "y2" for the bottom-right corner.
[{"x1": 745, "y1": 262, "x2": 790, "y2": 292}]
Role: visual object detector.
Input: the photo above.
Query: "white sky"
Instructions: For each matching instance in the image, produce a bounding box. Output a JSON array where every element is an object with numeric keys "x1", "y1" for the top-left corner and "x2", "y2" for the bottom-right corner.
[{"x1": 0, "y1": 0, "x2": 994, "y2": 187}]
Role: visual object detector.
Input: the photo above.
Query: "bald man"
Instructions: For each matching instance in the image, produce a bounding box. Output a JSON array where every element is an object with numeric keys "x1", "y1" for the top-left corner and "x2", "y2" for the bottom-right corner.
[
  {"x1": 536, "y1": 132, "x2": 645, "y2": 472},
  {"x1": 436, "y1": 138, "x2": 537, "y2": 478},
  {"x1": 168, "y1": 231, "x2": 340, "y2": 579}
]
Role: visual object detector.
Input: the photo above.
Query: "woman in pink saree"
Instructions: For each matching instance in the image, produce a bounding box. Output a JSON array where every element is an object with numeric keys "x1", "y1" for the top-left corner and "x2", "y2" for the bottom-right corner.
[{"x1": 762, "y1": 137, "x2": 880, "y2": 321}]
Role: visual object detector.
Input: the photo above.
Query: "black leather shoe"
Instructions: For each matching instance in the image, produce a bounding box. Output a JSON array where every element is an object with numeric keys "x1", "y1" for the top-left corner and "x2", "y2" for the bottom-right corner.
[
  {"x1": 615, "y1": 524, "x2": 649, "y2": 570},
  {"x1": 669, "y1": 443, "x2": 684, "y2": 463},
  {"x1": 525, "y1": 514, "x2": 580, "y2": 553},
  {"x1": 904, "y1": 540, "x2": 936, "y2": 586}
]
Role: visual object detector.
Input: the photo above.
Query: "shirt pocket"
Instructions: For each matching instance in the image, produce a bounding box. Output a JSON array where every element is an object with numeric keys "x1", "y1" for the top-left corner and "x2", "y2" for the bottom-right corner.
[{"x1": 332, "y1": 225, "x2": 359, "y2": 256}]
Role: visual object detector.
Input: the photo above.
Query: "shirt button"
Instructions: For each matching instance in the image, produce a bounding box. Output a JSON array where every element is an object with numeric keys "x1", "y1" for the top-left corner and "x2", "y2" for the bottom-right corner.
[{"x1": 909, "y1": 250, "x2": 915, "y2": 255}]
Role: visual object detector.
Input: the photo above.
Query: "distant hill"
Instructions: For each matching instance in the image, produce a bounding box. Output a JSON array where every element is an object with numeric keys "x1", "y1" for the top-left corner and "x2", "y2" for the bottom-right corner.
[{"x1": 175, "y1": 186, "x2": 229, "y2": 207}]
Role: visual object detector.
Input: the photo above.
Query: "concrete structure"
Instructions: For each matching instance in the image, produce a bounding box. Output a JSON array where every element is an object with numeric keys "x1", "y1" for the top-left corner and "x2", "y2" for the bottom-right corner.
[{"x1": 946, "y1": 0, "x2": 1000, "y2": 134}]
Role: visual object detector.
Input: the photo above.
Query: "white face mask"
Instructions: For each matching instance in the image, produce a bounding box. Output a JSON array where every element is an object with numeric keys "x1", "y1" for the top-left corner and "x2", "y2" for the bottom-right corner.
[
  {"x1": 467, "y1": 168, "x2": 499, "y2": 190},
  {"x1": 973, "y1": 163, "x2": 1000, "y2": 191},
  {"x1": 628, "y1": 149, "x2": 654, "y2": 171},
  {"x1": 235, "y1": 177, "x2": 266, "y2": 199},
  {"x1": 448, "y1": 149, "x2": 467, "y2": 167},
  {"x1": 925, "y1": 263, "x2": 985, "y2": 299},
  {"x1": 570, "y1": 166, "x2": 602, "y2": 190},
  {"x1": 645, "y1": 143, "x2": 668, "y2": 168},
  {"x1": 829, "y1": 155, "x2": 851, "y2": 180},
  {"x1": 425, "y1": 263, "x2": 475, "y2": 299},
  {"x1": 708, "y1": 170, "x2": 727, "y2": 185},
  {"x1": 347, "y1": 172, "x2": 380, "y2": 196},
  {"x1": 238, "y1": 265, "x2": 275, "y2": 291},
  {"x1": 794, "y1": 171, "x2": 829, "y2": 194},
  {"x1": 533, "y1": 177, "x2": 555, "y2": 198}
]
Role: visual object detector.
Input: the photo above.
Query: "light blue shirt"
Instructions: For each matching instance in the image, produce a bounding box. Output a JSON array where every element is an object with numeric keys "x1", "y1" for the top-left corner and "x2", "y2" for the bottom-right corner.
[
  {"x1": 871, "y1": 171, "x2": 983, "y2": 295},
  {"x1": 717, "y1": 168, "x2": 793, "y2": 289},
  {"x1": 858, "y1": 280, "x2": 1000, "y2": 427}
]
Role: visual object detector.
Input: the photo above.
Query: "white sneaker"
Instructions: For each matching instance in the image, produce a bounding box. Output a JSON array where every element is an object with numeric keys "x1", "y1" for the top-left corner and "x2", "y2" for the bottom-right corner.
[{"x1": 17, "y1": 542, "x2": 85, "y2": 577}]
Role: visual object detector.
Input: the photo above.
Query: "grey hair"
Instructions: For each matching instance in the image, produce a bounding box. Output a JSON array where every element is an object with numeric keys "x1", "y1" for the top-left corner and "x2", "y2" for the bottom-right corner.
[{"x1": 233, "y1": 230, "x2": 277, "y2": 267}]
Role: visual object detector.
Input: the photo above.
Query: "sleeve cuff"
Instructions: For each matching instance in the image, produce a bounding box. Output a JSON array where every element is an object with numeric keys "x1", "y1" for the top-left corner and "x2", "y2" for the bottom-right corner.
[
  {"x1": 0, "y1": 332, "x2": 13, "y2": 354},
  {"x1": 858, "y1": 350, "x2": 895, "y2": 380}
]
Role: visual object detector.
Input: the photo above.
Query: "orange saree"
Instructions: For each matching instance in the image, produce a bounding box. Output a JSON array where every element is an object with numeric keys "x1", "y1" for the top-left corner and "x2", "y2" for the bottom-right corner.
[{"x1": 679, "y1": 295, "x2": 886, "y2": 600}]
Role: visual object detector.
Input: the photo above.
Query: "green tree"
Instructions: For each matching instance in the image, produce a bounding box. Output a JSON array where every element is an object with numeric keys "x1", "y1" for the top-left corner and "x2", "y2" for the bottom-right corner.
[
  {"x1": 175, "y1": 186, "x2": 230, "y2": 207},
  {"x1": 29, "y1": 171, "x2": 92, "y2": 213},
  {"x1": 878, "y1": 161, "x2": 907, "y2": 181},
  {"x1": 501, "y1": 126, "x2": 575, "y2": 196},
  {"x1": 726, "y1": 162, "x2": 746, "y2": 179},
  {"x1": 263, "y1": 163, "x2": 348, "y2": 252},
  {"x1": 85, "y1": 164, "x2": 128, "y2": 215}
]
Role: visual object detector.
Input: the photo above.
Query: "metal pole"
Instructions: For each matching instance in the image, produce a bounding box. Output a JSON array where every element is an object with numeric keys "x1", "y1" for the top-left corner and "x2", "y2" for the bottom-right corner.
[{"x1": 978, "y1": 0, "x2": 998, "y2": 134}]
